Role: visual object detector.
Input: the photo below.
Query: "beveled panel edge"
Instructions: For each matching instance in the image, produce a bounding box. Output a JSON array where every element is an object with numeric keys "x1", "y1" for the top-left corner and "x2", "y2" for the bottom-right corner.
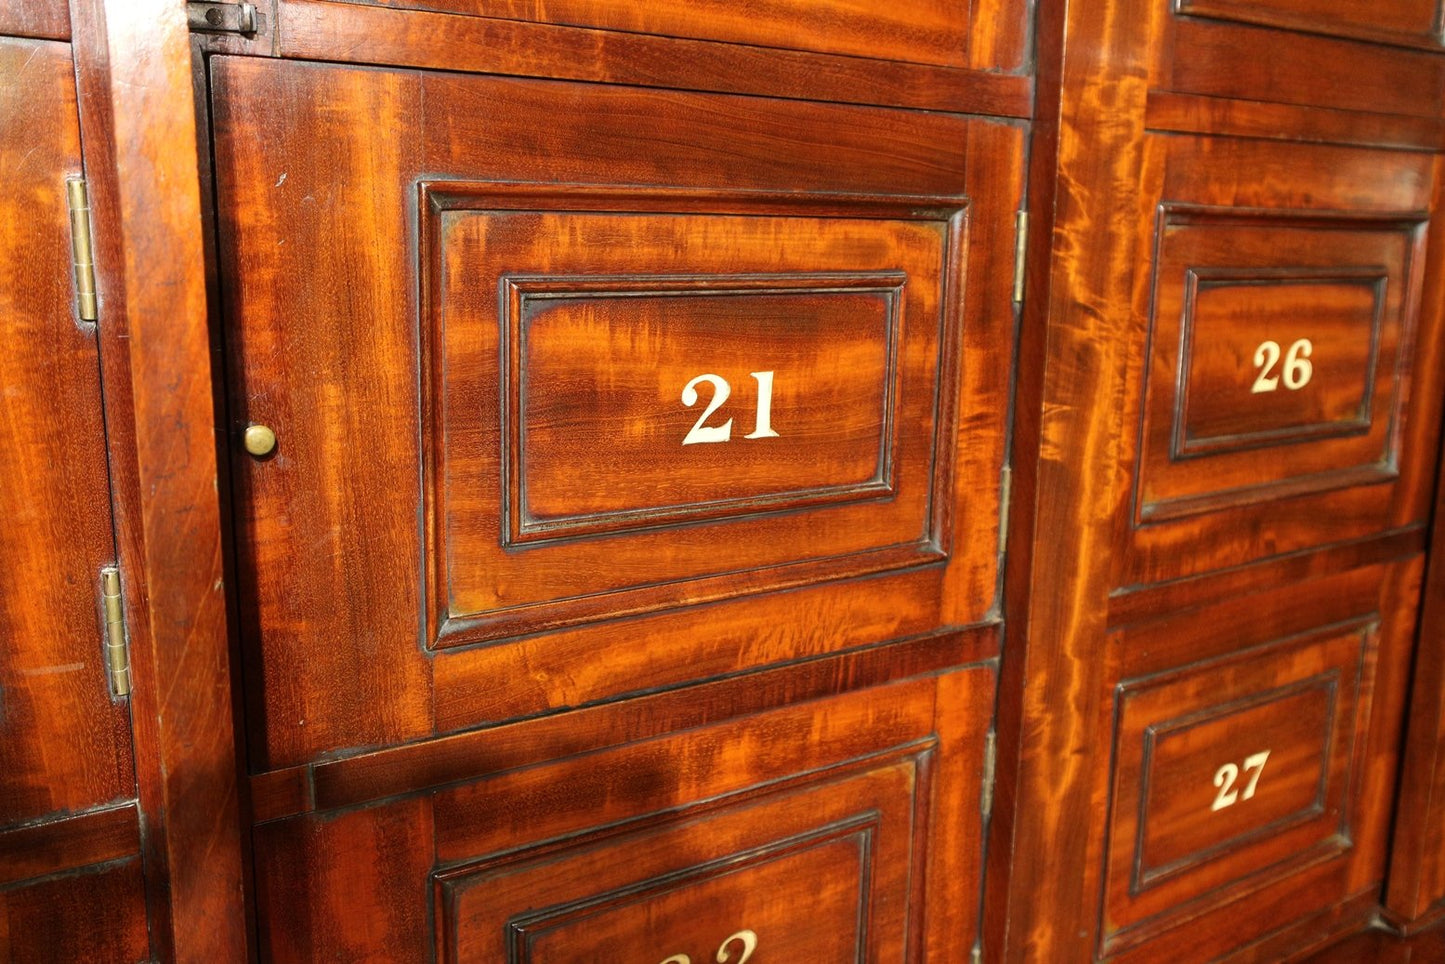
[
  {"x1": 248, "y1": 624, "x2": 1001, "y2": 822},
  {"x1": 1132, "y1": 204, "x2": 1426, "y2": 528},
  {"x1": 1173, "y1": 0, "x2": 1445, "y2": 52},
  {"x1": 1145, "y1": 93, "x2": 1445, "y2": 154},
  {"x1": 501, "y1": 271, "x2": 905, "y2": 545},
  {"x1": 273, "y1": 0, "x2": 1034, "y2": 118},
  {"x1": 1172, "y1": 267, "x2": 1386, "y2": 459},
  {"x1": 421, "y1": 182, "x2": 969, "y2": 650},
  {"x1": 498, "y1": 816, "x2": 877, "y2": 963},
  {"x1": 1131, "y1": 673, "x2": 1340, "y2": 894},
  {"x1": 305, "y1": 0, "x2": 971, "y2": 70},
  {"x1": 1107, "y1": 525, "x2": 1426, "y2": 625},
  {"x1": 1102, "y1": 620, "x2": 1374, "y2": 952},
  {"x1": 0, "y1": 803, "x2": 141, "y2": 888}
]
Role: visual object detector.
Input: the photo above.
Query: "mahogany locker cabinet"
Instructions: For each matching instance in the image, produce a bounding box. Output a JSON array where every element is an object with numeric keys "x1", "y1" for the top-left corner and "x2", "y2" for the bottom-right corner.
[{"x1": 2, "y1": 0, "x2": 1445, "y2": 962}]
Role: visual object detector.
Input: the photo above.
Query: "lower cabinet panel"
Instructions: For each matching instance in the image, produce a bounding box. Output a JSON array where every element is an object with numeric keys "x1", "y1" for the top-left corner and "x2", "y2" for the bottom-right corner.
[
  {"x1": 252, "y1": 668, "x2": 995, "y2": 962},
  {"x1": 0, "y1": 858, "x2": 150, "y2": 964},
  {"x1": 1099, "y1": 559, "x2": 1422, "y2": 960}
]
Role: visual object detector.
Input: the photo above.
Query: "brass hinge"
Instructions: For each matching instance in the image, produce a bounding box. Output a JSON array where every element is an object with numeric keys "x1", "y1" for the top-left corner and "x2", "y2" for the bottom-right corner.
[
  {"x1": 1011, "y1": 210, "x2": 1029, "y2": 305},
  {"x1": 187, "y1": 2, "x2": 259, "y2": 34},
  {"x1": 100, "y1": 567, "x2": 131, "y2": 698},
  {"x1": 65, "y1": 178, "x2": 97, "y2": 322},
  {"x1": 980, "y1": 728, "x2": 998, "y2": 820},
  {"x1": 970, "y1": 944, "x2": 982, "y2": 964}
]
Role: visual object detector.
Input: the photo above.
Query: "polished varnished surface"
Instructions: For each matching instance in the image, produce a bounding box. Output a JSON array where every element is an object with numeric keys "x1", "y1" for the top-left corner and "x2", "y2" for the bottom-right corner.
[
  {"x1": 318, "y1": 0, "x2": 972, "y2": 68},
  {"x1": 0, "y1": 34, "x2": 130, "y2": 831},
  {"x1": 1118, "y1": 137, "x2": 1439, "y2": 587},
  {"x1": 252, "y1": 669, "x2": 996, "y2": 962},
  {"x1": 5, "y1": 0, "x2": 1445, "y2": 958},
  {"x1": 211, "y1": 54, "x2": 1021, "y2": 768}
]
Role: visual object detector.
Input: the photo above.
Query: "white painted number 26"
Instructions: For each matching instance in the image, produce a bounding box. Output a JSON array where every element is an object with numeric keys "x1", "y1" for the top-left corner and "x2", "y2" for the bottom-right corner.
[
  {"x1": 681, "y1": 372, "x2": 779, "y2": 445},
  {"x1": 1251, "y1": 338, "x2": 1313, "y2": 393}
]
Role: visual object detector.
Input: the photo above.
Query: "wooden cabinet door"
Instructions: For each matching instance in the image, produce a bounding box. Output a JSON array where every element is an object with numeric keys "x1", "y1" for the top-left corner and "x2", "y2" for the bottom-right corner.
[
  {"x1": 211, "y1": 48, "x2": 1021, "y2": 960},
  {"x1": 0, "y1": 31, "x2": 150, "y2": 961}
]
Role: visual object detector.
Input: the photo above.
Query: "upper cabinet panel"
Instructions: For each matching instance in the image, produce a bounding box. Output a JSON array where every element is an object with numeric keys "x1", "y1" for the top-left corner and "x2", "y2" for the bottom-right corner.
[
  {"x1": 427, "y1": 189, "x2": 962, "y2": 647},
  {"x1": 1115, "y1": 136, "x2": 1444, "y2": 588},
  {"x1": 305, "y1": 0, "x2": 971, "y2": 67},
  {"x1": 1176, "y1": 0, "x2": 1443, "y2": 50},
  {"x1": 212, "y1": 56, "x2": 1023, "y2": 768}
]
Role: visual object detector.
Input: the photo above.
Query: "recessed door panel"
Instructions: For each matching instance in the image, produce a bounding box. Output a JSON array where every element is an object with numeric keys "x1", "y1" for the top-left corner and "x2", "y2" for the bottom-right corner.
[
  {"x1": 252, "y1": 669, "x2": 996, "y2": 963},
  {"x1": 428, "y1": 189, "x2": 959, "y2": 646},
  {"x1": 212, "y1": 55, "x2": 1021, "y2": 767},
  {"x1": 1118, "y1": 136, "x2": 1438, "y2": 587}
]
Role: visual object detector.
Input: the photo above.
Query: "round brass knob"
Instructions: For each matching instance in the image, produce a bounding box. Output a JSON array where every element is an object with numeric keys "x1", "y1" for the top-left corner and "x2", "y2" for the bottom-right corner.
[{"x1": 243, "y1": 423, "x2": 277, "y2": 457}]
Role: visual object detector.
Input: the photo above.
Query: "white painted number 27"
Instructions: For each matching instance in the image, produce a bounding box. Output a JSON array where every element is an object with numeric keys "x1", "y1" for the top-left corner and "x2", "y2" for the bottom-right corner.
[
  {"x1": 1211, "y1": 750, "x2": 1270, "y2": 812},
  {"x1": 681, "y1": 372, "x2": 779, "y2": 445}
]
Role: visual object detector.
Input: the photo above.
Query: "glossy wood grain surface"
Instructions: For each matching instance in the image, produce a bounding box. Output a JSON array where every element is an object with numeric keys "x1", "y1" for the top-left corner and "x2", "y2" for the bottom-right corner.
[
  {"x1": 67, "y1": 0, "x2": 250, "y2": 956},
  {"x1": 0, "y1": 0, "x2": 67, "y2": 39},
  {"x1": 1386, "y1": 457, "x2": 1445, "y2": 925},
  {"x1": 212, "y1": 54, "x2": 1021, "y2": 769},
  {"x1": 1097, "y1": 561, "x2": 1423, "y2": 961},
  {"x1": 318, "y1": 0, "x2": 972, "y2": 68},
  {"x1": 263, "y1": 0, "x2": 1031, "y2": 116},
  {"x1": 1176, "y1": 0, "x2": 1444, "y2": 51},
  {"x1": 253, "y1": 669, "x2": 995, "y2": 962},
  {"x1": 0, "y1": 34, "x2": 131, "y2": 830},
  {"x1": 0, "y1": 859, "x2": 150, "y2": 963},
  {"x1": 1115, "y1": 137, "x2": 1442, "y2": 589},
  {"x1": 984, "y1": 0, "x2": 1163, "y2": 955}
]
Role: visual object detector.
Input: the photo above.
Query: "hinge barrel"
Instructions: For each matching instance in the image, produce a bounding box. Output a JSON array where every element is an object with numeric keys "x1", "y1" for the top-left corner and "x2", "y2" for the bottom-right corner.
[
  {"x1": 980, "y1": 728, "x2": 998, "y2": 820},
  {"x1": 101, "y1": 567, "x2": 131, "y2": 698},
  {"x1": 997, "y1": 465, "x2": 1013, "y2": 553},
  {"x1": 1012, "y1": 210, "x2": 1029, "y2": 305},
  {"x1": 187, "y1": 2, "x2": 259, "y2": 34},
  {"x1": 66, "y1": 178, "x2": 98, "y2": 322}
]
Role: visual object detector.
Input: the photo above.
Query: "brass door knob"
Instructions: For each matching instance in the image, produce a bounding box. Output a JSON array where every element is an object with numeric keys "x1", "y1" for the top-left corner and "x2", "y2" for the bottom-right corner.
[{"x1": 243, "y1": 423, "x2": 277, "y2": 457}]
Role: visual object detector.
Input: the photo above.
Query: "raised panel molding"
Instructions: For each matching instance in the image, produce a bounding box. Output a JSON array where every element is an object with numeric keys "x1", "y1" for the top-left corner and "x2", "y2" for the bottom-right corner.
[
  {"x1": 1176, "y1": 0, "x2": 1445, "y2": 51},
  {"x1": 423, "y1": 184, "x2": 968, "y2": 648}
]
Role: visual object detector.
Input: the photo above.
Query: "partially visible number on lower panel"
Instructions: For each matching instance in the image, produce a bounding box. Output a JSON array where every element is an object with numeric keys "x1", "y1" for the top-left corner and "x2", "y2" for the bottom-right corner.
[{"x1": 658, "y1": 929, "x2": 759, "y2": 964}]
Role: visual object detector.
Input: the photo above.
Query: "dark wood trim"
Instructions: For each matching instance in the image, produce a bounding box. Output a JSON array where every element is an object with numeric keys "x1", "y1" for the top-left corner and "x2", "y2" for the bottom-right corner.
[
  {"x1": 251, "y1": 624, "x2": 1002, "y2": 822},
  {"x1": 1386, "y1": 362, "x2": 1445, "y2": 923},
  {"x1": 0, "y1": 804, "x2": 140, "y2": 887},
  {"x1": 272, "y1": 0, "x2": 1034, "y2": 118},
  {"x1": 1108, "y1": 526, "x2": 1428, "y2": 626},
  {"x1": 983, "y1": 0, "x2": 1162, "y2": 956},
  {"x1": 66, "y1": 0, "x2": 249, "y2": 959},
  {"x1": 0, "y1": 0, "x2": 69, "y2": 41},
  {"x1": 1147, "y1": 92, "x2": 1445, "y2": 153}
]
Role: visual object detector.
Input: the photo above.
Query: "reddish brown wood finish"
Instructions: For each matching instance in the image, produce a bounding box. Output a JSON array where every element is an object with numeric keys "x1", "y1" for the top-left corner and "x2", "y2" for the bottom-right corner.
[
  {"x1": 1386, "y1": 452, "x2": 1445, "y2": 925},
  {"x1": 317, "y1": 0, "x2": 972, "y2": 68},
  {"x1": 1176, "y1": 0, "x2": 1444, "y2": 51},
  {"x1": 264, "y1": 0, "x2": 1032, "y2": 116},
  {"x1": 66, "y1": 0, "x2": 250, "y2": 958},
  {"x1": 252, "y1": 668, "x2": 995, "y2": 962},
  {"x1": 0, "y1": 804, "x2": 140, "y2": 886},
  {"x1": 1097, "y1": 561, "x2": 1422, "y2": 961},
  {"x1": 0, "y1": 859, "x2": 151, "y2": 963},
  {"x1": 1115, "y1": 137, "x2": 1442, "y2": 588},
  {"x1": 0, "y1": 0, "x2": 67, "y2": 39},
  {"x1": 0, "y1": 33, "x2": 131, "y2": 831},
  {"x1": 211, "y1": 54, "x2": 1022, "y2": 769}
]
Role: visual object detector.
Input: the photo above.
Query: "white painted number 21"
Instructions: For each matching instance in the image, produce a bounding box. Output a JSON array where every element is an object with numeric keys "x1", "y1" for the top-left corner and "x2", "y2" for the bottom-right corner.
[
  {"x1": 1211, "y1": 750, "x2": 1270, "y2": 812},
  {"x1": 1251, "y1": 338, "x2": 1313, "y2": 393},
  {"x1": 681, "y1": 372, "x2": 779, "y2": 445}
]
